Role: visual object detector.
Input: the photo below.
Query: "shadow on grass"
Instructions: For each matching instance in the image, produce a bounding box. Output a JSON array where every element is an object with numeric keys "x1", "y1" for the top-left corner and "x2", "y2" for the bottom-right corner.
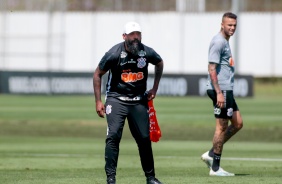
[{"x1": 235, "y1": 174, "x2": 251, "y2": 176}]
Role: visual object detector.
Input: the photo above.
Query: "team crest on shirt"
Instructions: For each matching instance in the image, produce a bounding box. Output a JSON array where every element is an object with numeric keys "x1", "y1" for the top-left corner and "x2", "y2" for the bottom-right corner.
[
  {"x1": 137, "y1": 58, "x2": 146, "y2": 68},
  {"x1": 106, "y1": 105, "x2": 112, "y2": 115},
  {"x1": 120, "y1": 51, "x2": 127, "y2": 58},
  {"x1": 227, "y1": 108, "x2": 233, "y2": 116},
  {"x1": 138, "y1": 50, "x2": 146, "y2": 57}
]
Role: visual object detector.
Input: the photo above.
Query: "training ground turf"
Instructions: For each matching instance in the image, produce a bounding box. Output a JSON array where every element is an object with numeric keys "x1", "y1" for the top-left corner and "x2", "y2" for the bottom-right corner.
[{"x1": 0, "y1": 80, "x2": 282, "y2": 183}]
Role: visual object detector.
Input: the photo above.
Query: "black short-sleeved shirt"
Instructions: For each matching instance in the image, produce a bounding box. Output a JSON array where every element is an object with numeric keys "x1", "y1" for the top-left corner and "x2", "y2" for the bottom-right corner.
[{"x1": 99, "y1": 42, "x2": 162, "y2": 102}]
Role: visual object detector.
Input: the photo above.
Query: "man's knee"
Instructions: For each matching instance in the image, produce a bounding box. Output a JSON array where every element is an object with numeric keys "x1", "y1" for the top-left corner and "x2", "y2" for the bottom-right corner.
[
  {"x1": 232, "y1": 116, "x2": 243, "y2": 130},
  {"x1": 106, "y1": 132, "x2": 122, "y2": 145},
  {"x1": 236, "y1": 120, "x2": 243, "y2": 130}
]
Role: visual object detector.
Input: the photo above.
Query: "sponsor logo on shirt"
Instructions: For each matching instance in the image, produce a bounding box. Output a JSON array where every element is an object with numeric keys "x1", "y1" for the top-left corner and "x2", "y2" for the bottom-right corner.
[
  {"x1": 121, "y1": 72, "x2": 144, "y2": 82},
  {"x1": 128, "y1": 59, "x2": 136, "y2": 63},
  {"x1": 120, "y1": 59, "x2": 136, "y2": 66},
  {"x1": 120, "y1": 62, "x2": 127, "y2": 66}
]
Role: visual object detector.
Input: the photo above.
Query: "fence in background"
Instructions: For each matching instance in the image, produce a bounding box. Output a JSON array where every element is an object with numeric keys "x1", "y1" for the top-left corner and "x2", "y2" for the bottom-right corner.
[{"x1": 0, "y1": 12, "x2": 281, "y2": 77}]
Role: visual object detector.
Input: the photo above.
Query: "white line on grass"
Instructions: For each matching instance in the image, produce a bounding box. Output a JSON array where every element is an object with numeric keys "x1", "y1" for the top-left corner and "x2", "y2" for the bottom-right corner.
[
  {"x1": 158, "y1": 156, "x2": 282, "y2": 162},
  {"x1": 3, "y1": 153, "x2": 96, "y2": 158},
  {"x1": 223, "y1": 157, "x2": 282, "y2": 162},
  {"x1": 3, "y1": 153, "x2": 282, "y2": 162}
]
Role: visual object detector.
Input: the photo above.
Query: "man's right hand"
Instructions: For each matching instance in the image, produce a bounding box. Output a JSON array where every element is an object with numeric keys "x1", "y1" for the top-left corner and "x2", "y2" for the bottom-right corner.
[
  {"x1": 96, "y1": 100, "x2": 105, "y2": 118},
  {"x1": 216, "y1": 93, "x2": 225, "y2": 108}
]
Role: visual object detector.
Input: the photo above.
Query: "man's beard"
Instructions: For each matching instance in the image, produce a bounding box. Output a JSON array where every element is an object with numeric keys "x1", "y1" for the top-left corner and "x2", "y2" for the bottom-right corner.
[{"x1": 125, "y1": 39, "x2": 141, "y2": 55}]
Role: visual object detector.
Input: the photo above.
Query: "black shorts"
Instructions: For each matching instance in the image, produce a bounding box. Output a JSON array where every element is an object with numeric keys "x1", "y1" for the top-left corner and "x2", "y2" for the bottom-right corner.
[{"x1": 207, "y1": 90, "x2": 239, "y2": 119}]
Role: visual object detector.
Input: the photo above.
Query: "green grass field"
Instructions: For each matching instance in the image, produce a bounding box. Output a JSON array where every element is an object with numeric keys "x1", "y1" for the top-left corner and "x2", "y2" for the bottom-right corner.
[
  {"x1": 1, "y1": 137, "x2": 282, "y2": 184},
  {"x1": 0, "y1": 80, "x2": 282, "y2": 183}
]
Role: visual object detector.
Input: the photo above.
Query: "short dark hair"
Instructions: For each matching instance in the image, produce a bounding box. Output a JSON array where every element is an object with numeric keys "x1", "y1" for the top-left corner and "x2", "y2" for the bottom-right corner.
[{"x1": 222, "y1": 12, "x2": 237, "y2": 20}]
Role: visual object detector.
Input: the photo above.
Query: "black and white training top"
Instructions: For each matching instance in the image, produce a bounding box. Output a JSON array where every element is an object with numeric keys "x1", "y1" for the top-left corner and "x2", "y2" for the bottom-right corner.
[{"x1": 98, "y1": 42, "x2": 162, "y2": 102}]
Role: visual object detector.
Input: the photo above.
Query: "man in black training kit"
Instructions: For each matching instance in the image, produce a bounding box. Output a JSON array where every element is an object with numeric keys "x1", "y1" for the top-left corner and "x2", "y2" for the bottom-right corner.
[
  {"x1": 93, "y1": 21, "x2": 164, "y2": 184},
  {"x1": 201, "y1": 12, "x2": 243, "y2": 176}
]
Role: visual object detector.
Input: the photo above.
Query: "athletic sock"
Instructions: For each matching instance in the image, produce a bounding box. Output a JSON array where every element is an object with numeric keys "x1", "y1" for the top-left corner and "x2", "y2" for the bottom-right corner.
[
  {"x1": 208, "y1": 148, "x2": 214, "y2": 157},
  {"x1": 212, "y1": 153, "x2": 221, "y2": 172}
]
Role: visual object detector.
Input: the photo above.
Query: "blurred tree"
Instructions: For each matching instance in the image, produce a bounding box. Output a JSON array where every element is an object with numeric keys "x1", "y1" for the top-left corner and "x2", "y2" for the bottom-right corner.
[{"x1": 0, "y1": 0, "x2": 282, "y2": 12}]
